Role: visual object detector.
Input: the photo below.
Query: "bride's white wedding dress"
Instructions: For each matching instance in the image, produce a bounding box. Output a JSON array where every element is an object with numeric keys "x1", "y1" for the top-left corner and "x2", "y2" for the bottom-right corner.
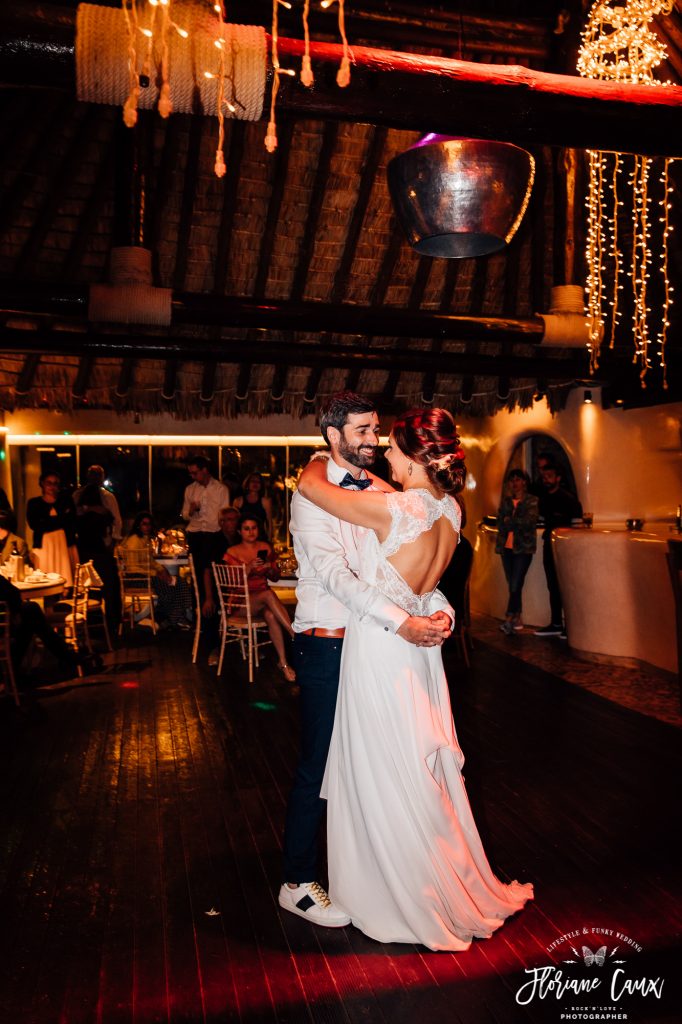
[{"x1": 321, "y1": 488, "x2": 533, "y2": 951}]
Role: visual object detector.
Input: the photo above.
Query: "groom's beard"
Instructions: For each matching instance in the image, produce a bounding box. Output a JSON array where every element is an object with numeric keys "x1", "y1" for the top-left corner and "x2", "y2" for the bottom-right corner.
[{"x1": 338, "y1": 437, "x2": 377, "y2": 469}]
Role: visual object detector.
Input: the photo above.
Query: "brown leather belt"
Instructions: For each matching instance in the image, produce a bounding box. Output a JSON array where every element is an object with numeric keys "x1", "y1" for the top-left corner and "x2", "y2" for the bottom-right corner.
[{"x1": 301, "y1": 627, "x2": 346, "y2": 639}]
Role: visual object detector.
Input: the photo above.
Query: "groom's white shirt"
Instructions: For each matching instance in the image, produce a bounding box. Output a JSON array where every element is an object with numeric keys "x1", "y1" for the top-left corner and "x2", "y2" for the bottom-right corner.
[
  {"x1": 291, "y1": 457, "x2": 453, "y2": 633},
  {"x1": 290, "y1": 457, "x2": 410, "y2": 634}
]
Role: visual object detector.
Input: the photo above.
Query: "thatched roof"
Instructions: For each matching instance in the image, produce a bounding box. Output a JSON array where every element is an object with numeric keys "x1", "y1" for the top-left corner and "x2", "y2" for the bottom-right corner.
[{"x1": 0, "y1": 0, "x2": 681, "y2": 418}]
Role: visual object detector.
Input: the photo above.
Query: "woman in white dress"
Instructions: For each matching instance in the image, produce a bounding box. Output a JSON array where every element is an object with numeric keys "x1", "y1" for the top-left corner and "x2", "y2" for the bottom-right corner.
[{"x1": 297, "y1": 408, "x2": 532, "y2": 951}]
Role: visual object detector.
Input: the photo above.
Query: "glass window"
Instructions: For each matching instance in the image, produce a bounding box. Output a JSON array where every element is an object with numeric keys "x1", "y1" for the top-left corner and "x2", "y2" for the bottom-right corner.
[
  {"x1": 79, "y1": 445, "x2": 150, "y2": 534},
  {"x1": 151, "y1": 446, "x2": 219, "y2": 531},
  {"x1": 222, "y1": 445, "x2": 289, "y2": 547}
]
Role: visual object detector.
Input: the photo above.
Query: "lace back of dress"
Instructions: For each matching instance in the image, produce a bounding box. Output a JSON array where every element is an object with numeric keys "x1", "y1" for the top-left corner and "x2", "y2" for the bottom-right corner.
[{"x1": 369, "y1": 489, "x2": 461, "y2": 617}]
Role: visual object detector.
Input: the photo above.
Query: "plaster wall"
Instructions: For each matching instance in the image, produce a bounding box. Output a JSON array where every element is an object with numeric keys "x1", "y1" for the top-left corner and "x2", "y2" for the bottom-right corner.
[{"x1": 458, "y1": 390, "x2": 681, "y2": 643}]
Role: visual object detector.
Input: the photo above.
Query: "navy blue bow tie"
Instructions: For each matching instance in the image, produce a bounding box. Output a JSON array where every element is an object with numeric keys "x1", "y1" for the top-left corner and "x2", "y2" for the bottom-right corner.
[{"x1": 339, "y1": 472, "x2": 372, "y2": 490}]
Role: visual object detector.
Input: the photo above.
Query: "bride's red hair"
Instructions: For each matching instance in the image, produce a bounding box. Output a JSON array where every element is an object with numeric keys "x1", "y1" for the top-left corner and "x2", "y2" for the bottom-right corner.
[{"x1": 392, "y1": 408, "x2": 466, "y2": 494}]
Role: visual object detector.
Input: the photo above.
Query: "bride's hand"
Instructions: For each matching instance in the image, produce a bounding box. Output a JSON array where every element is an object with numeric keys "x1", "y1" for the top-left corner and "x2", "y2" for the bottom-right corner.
[
  {"x1": 429, "y1": 610, "x2": 453, "y2": 639},
  {"x1": 397, "y1": 614, "x2": 449, "y2": 647}
]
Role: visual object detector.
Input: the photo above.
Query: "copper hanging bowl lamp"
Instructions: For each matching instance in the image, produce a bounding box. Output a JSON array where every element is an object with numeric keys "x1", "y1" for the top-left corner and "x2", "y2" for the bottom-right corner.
[{"x1": 387, "y1": 134, "x2": 535, "y2": 258}]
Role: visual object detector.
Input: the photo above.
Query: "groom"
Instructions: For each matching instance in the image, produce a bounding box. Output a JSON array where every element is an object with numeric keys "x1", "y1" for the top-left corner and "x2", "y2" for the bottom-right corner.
[{"x1": 278, "y1": 391, "x2": 453, "y2": 926}]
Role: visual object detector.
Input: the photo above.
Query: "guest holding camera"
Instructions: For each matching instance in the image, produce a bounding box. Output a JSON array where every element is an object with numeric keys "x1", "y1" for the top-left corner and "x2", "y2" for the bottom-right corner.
[
  {"x1": 224, "y1": 515, "x2": 296, "y2": 682},
  {"x1": 496, "y1": 469, "x2": 539, "y2": 635}
]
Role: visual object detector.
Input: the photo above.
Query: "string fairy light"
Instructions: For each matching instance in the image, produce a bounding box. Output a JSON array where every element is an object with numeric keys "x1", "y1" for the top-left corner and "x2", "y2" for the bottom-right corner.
[
  {"x1": 301, "y1": 0, "x2": 314, "y2": 87},
  {"x1": 121, "y1": 0, "x2": 187, "y2": 127},
  {"x1": 577, "y1": 0, "x2": 677, "y2": 386},
  {"x1": 320, "y1": 0, "x2": 352, "y2": 86}
]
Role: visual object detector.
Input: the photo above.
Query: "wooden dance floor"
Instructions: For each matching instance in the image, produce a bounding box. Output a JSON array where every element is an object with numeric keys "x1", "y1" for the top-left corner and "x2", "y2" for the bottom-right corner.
[{"x1": 0, "y1": 632, "x2": 679, "y2": 1023}]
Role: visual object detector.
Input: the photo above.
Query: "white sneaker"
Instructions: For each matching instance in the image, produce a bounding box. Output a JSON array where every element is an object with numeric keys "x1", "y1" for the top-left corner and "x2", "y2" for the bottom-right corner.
[{"x1": 278, "y1": 882, "x2": 351, "y2": 927}]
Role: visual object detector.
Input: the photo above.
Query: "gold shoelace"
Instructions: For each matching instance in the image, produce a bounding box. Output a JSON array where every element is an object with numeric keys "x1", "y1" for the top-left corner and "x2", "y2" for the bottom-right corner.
[{"x1": 307, "y1": 881, "x2": 331, "y2": 908}]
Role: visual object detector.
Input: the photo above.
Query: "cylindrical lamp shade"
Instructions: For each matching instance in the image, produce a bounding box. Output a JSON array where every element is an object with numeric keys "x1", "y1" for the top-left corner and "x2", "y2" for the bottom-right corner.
[{"x1": 387, "y1": 135, "x2": 535, "y2": 258}]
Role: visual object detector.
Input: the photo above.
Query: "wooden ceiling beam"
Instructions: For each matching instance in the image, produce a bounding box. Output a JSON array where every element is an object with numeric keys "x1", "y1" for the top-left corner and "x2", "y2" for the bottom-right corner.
[
  {"x1": 225, "y1": 1, "x2": 550, "y2": 61},
  {"x1": 71, "y1": 355, "x2": 95, "y2": 400},
  {"x1": 0, "y1": 94, "x2": 71, "y2": 237},
  {"x1": 61, "y1": 132, "x2": 115, "y2": 281},
  {"x1": 14, "y1": 353, "x2": 41, "y2": 396},
  {"x1": 0, "y1": 280, "x2": 554, "y2": 342},
  {"x1": 421, "y1": 260, "x2": 462, "y2": 403},
  {"x1": 289, "y1": 122, "x2": 338, "y2": 302},
  {"x1": 0, "y1": 327, "x2": 589, "y2": 381},
  {"x1": 3, "y1": 6, "x2": 682, "y2": 156},
  {"x1": 15, "y1": 106, "x2": 101, "y2": 278},
  {"x1": 213, "y1": 121, "x2": 247, "y2": 296},
  {"x1": 345, "y1": 218, "x2": 404, "y2": 393},
  {"x1": 172, "y1": 116, "x2": 203, "y2": 291},
  {"x1": 115, "y1": 357, "x2": 135, "y2": 399},
  {"x1": 200, "y1": 360, "x2": 217, "y2": 404}
]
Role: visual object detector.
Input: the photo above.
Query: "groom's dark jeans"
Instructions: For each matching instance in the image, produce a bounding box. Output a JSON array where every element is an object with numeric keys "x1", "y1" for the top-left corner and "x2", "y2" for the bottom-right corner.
[{"x1": 282, "y1": 632, "x2": 343, "y2": 883}]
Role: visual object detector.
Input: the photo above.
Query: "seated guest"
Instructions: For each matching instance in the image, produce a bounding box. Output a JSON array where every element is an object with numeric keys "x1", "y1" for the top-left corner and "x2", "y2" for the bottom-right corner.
[
  {"x1": 223, "y1": 515, "x2": 296, "y2": 682},
  {"x1": 0, "y1": 575, "x2": 84, "y2": 682},
  {"x1": 0, "y1": 511, "x2": 31, "y2": 568},
  {"x1": 234, "y1": 473, "x2": 273, "y2": 539},
  {"x1": 201, "y1": 506, "x2": 241, "y2": 605},
  {"x1": 495, "y1": 469, "x2": 538, "y2": 634},
  {"x1": 74, "y1": 484, "x2": 121, "y2": 631},
  {"x1": 26, "y1": 472, "x2": 78, "y2": 586},
  {"x1": 119, "y1": 512, "x2": 192, "y2": 630}
]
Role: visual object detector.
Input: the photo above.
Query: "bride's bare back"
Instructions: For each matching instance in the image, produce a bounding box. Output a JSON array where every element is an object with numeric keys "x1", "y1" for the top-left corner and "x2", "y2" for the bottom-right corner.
[{"x1": 386, "y1": 515, "x2": 458, "y2": 596}]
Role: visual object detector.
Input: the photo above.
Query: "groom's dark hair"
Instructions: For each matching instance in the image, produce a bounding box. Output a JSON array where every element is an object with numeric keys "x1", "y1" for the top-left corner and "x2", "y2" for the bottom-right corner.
[{"x1": 319, "y1": 391, "x2": 377, "y2": 446}]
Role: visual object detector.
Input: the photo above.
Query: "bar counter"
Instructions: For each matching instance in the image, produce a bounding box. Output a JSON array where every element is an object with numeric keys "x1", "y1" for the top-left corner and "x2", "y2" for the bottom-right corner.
[{"x1": 553, "y1": 525, "x2": 677, "y2": 674}]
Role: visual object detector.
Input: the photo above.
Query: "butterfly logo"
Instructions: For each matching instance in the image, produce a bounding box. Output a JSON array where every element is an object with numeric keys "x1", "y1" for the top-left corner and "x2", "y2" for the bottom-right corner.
[{"x1": 582, "y1": 945, "x2": 607, "y2": 966}]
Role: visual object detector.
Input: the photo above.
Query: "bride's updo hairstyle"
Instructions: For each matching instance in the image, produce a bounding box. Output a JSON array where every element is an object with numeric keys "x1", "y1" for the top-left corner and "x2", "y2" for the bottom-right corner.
[{"x1": 392, "y1": 408, "x2": 466, "y2": 494}]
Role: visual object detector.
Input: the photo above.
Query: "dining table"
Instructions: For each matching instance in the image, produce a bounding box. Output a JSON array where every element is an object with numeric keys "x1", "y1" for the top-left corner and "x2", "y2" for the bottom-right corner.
[
  {"x1": 11, "y1": 574, "x2": 66, "y2": 599},
  {"x1": 156, "y1": 555, "x2": 189, "y2": 576}
]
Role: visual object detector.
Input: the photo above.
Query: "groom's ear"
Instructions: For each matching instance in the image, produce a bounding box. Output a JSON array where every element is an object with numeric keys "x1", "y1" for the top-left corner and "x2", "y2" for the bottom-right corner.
[{"x1": 326, "y1": 425, "x2": 341, "y2": 447}]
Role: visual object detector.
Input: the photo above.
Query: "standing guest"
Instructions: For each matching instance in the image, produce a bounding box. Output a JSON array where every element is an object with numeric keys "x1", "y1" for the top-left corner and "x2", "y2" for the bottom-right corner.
[
  {"x1": 224, "y1": 515, "x2": 296, "y2": 682},
  {"x1": 234, "y1": 473, "x2": 273, "y2": 539},
  {"x1": 495, "y1": 469, "x2": 539, "y2": 635},
  {"x1": 181, "y1": 457, "x2": 230, "y2": 601},
  {"x1": 26, "y1": 472, "x2": 78, "y2": 587},
  {"x1": 0, "y1": 511, "x2": 31, "y2": 568},
  {"x1": 534, "y1": 460, "x2": 582, "y2": 639},
  {"x1": 120, "y1": 512, "x2": 192, "y2": 630},
  {"x1": 74, "y1": 465, "x2": 123, "y2": 546},
  {"x1": 73, "y1": 483, "x2": 121, "y2": 630}
]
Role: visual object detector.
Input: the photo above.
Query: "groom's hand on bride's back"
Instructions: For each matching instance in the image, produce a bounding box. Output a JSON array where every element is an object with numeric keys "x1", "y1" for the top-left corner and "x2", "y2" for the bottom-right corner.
[{"x1": 397, "y1": 610, "x2": 452, "y2": 647}]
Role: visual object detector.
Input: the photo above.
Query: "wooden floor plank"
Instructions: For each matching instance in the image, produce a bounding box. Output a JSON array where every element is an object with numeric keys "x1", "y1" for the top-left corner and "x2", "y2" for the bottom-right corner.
[{"x1": 0, "y1": 630, "x2": 679, "y2": 1024}]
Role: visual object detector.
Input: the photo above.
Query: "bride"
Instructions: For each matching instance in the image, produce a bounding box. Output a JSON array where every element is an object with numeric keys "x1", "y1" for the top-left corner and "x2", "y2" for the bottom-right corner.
[{"x1": 297, "y1": 407, "x2": 533, "y2": 951}]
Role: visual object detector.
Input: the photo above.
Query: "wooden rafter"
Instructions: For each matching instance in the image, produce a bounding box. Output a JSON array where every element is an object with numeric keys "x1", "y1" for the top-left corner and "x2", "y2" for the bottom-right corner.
[
  {"x1": 61, "y1": 133, "x2": 115, "y2": 281},
  {"x1": 115, "y1": 357, "x2": 135, "y2": 399},
  {"x1": 289, "y1": 122, "x2": 338, "y2": 302},
  {"x1": 344, "y1": 218, "x2": 404, "y2": 393},
  {"x1": 71, "y1": 355, "x2": 95, "y2": 401},
  {"x1": 213, "y1": 120, "x2": 247, "y2": 296},
  {"x1": 14, "y1": 353, "x2": 41, "y2": 396},
  {"x1": 148, "y1": 115, "x2": 183, "y2": 259},
  {"x1": 0, "y1": 94, "x2": 71, "y2": 238},
  {"x1": 0, "y1": 326, "x2": 590, "y2": 380},
  {"x1": 172, "y1": 116, "x2": 203, "y2": 292}
]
